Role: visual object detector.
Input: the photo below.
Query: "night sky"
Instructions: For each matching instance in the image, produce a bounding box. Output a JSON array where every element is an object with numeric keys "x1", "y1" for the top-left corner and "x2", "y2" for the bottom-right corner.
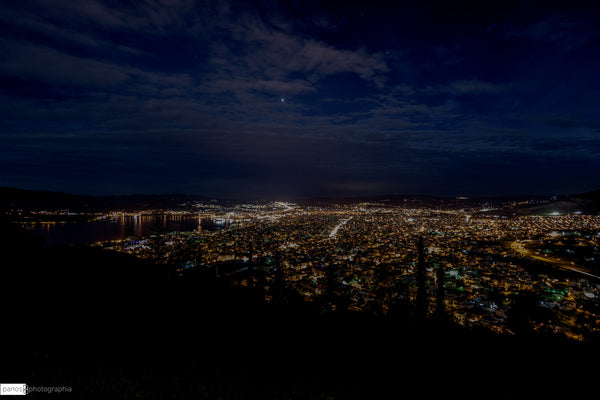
[{"x1": 1, "y1": 1, "x2": 599, "y2": 199}]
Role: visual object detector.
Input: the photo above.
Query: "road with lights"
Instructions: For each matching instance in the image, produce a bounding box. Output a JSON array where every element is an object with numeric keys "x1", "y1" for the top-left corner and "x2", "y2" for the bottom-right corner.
[{"x1": 510, "y1": 240, "x2": 600, "y2": 279}]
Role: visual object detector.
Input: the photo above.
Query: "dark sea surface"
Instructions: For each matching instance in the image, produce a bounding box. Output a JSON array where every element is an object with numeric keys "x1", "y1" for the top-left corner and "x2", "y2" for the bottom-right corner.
[{"x1": 24, "y1": 214, "x2": 204, "y2": 245}]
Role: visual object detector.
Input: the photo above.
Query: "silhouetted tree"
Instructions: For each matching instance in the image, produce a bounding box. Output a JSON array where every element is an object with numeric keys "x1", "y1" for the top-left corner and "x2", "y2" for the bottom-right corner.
[
  {"x1": 507, "y1": 291, "x2": 539, "y2": 336},
  {"x1": 433, "y1": 263, "x2": 448, "y2": 322},
  {"x1": 271, "y1": 264, "x2": 285, "y2": 304},
  {"x1": 325, "y1": 261, "x2": 339, "y2": 311},
  {"x1": 168, "y1": 237, "x2": 200, "y2": 272},
  {"x1": 336, "y1": 274, "x2": 352, "y2": 313},
  {"x1": 416, "y1": 236, "x2": 427, "y2": 321},
  {"x1": 374, "y1": 263, "x2": 393, "y2": 314},
  {"x1": 247, "y1": 242, "x2": 255, "y2": 287},
  {"x1": 148, "y1": 218, "x2": 166, "y2": 264}
]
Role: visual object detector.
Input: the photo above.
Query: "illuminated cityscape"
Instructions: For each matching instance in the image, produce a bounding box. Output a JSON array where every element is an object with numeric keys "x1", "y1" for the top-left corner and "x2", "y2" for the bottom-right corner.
[{"x1": 66, "y1": 199, "x2": 599, "y2": 341}]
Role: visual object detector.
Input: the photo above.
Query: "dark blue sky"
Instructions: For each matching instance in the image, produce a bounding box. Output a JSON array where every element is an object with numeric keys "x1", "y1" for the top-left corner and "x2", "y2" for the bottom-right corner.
[{"x1": 1, "y1": 0, "x2": 599, "y2": 199}]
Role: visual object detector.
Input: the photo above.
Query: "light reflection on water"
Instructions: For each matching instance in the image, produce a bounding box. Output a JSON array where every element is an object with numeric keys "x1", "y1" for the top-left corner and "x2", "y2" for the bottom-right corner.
[{"x1": 25, "y1": 214, "x2": 209, "y2": 245}]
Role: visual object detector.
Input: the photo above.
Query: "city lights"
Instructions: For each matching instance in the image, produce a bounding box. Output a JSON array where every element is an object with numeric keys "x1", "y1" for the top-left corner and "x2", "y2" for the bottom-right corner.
[{"x1": 84, "y1": 200, "x2": 600, "y2": 340}]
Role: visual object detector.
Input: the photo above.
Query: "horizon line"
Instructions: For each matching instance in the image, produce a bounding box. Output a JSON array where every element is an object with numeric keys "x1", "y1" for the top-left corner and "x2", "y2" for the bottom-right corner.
[{"x1": 2, "y1": 185, "x2": 596, "y2": 202}]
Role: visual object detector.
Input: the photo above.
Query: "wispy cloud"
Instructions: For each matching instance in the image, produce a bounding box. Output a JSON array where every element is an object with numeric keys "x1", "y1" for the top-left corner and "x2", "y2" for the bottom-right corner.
[
  {"x1": 501, "y1": 14, "x2": 599, "y2": 50},
  {"x1": 202, "y1": 13, "x2": 390, "y2": 97},
  {"x1": 424, "y1": 79, "x2": 510, "y2": 96},
  {"x1": 445, "y1": 79, "x2": 510, "y2": 95}
]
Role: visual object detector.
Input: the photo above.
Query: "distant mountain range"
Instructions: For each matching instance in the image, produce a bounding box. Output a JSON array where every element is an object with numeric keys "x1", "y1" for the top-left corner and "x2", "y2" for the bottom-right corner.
[
  {"x1": 1, "y1": 186, "x2": 599, "y2": 214},
  {"x1": 295, "y1": 193, "x2": 549, "y2": 207},
  {"x1": 510, "y1": 189, "x2": 600, "y2": 216},
  {"x1": 0, "y1": 187, "x2": 215, "y2": 212}
]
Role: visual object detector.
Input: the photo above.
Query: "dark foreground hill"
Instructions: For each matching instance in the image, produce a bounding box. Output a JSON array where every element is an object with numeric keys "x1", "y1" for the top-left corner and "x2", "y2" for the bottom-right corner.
[{"x1": 2, "y1": 222, "x2": 599, "y2": 399}]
